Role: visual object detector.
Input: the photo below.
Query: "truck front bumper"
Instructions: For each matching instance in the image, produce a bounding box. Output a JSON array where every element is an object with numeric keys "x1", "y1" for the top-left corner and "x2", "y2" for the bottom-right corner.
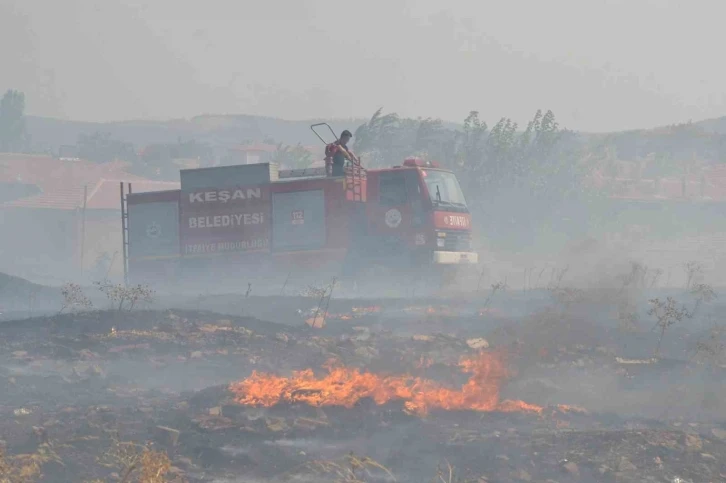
[{"x1": 432, "y1": 251, "x2": 479, "y2": 265}]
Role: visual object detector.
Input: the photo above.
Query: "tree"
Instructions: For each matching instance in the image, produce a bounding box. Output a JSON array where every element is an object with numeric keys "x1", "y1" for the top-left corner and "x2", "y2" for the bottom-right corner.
[
  {"x1": 414, "y1": 117, "x2": 453, "y2": 162},
  {"x1": 453, "y1": 111, "x2": 487, "y2": 173},
  {"x1": 598, "y1": 121, "x2": 721, "y2": 165},
  {"x1": 353, "y1": 108, "x2": 404, "y2": 167},
  {"x1": 135, "y1": 138, "x2": 214, "y2": 179},
  {"x1": 77, "y1": 131, "x2": 137, "y2": 163},
  {"x1": 270, "y1": 142, "x2": 314, "y2": 169},
  {"x1": 352, "y1": 107, "x2": 594, "y2": 248},
  {"x1": 353, "y1": 108, "x2": 452, "y2": 167},
  {"x1": 0, "y1": 89, "x2": 27, "y2": 152}
]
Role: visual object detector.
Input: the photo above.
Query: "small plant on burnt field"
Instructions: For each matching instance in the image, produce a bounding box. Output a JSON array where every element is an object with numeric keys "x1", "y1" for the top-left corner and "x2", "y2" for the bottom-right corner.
[
  {"x1": 648, "y1": 284, "x2": 716, "y2": 358},
  {"x1": 546, "y1": 266, "x2": 569, "y2": 290},
  {"x1": 617, "y1": 298, "x2": 640, "y2": 332},
  {"x1": 94, "y1": 280, "x2": 156, "y2": 312},
  {"x1": 59, "y1": 282, "x2": 93, "y2": 314},
  {"x1": 300, "y1": 279, "x2": 340, "y2": 299},
  {"x1": 433, "y1": 460, "x2": 477, "y2": 483},
  {"x1": 693, "y1": 319, "x2": 726, "y2": 368},
  {"x1": 302, "y1": 277, "x2": 338, "y2": 329},
  {"x1": 0, "y1": 440, "x2": 63, "y2": 483},
  {"x1": 684, "y1": 261, "x2": 704, "y2": 289},
  {"x1": 98, "y1": 436, "x2": 182, "y2": 483},
  {"x1": 689, "y1": 283, "x2": 717, "y2": 316},
  {"x1": 648, "y1": 296, "x2": 691, "y2": 358},
  {"x1": 617, "y1": 261, "x2": 664, "y2": 292},
  {"x1": 293, "y1": 452, "x2": 396, "y2": 482},
  {"x1": 617, "y1": 261, "x2": 664, "y2": 291},
  {"x1": 301, "y1": 284, "x2": 328, "y2": 299},
  {"x1": 547, "y1": 287, "x2": 587, "y2": 317},
  {"x1": 480, "y1": 281, "x2": 506, "y2": 311}
]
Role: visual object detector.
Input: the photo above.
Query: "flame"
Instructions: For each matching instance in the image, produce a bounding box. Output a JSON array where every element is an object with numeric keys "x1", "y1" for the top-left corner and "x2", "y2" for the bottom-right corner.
[{"x1": 229, "y1": 351, "x2": 542, "y2": 416}]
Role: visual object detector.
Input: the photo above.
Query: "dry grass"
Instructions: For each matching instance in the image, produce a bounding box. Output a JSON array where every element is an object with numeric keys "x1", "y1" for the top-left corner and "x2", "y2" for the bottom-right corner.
[
  {"x1": 0, "y1": 441, "x2": 63, "y2": 483},
  {"x1": 99, "y1": 437, "x2": 182, "y2": 483},
  {"x1": 433, "y1": 460, "x2": 478, "y2": 483},
  {"x1": 60, "y1": 282, "x2": 93, "y2": 314},
  {"x1": 285, "y1": 452, "x2": 395, "y2": 483},
  {"x1": 693, "y1": 321, "x2": 726, "y2": 368}
]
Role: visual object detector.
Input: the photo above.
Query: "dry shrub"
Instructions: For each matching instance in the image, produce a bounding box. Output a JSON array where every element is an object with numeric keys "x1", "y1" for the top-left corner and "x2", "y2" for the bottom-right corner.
[
  {"x1": 434, "y1": 460, "x2": 477, "y2": 483},
  {"x1": 0, "y1": 448, "x2": 10, "y2": 483},
  {"x1": 480, "y1": 281, "x2": 506, "y2": 310},
  {"x1": 100, "y1": 438, "x2": 182, "y2": 483},
  {"x1": 693, "y1": 322, "x2": 726, "y2": 368},
  {"x1": 301, "y1": 281, "x2": 338, "y2": 299},
  {"x1": 0, "y1": 442, "x2": 63, "y2": 483},
  {"x1": 60, "y1": 282, "x2": 93, "y2": 314},
  {"x1": 288, "y1": 452, "x2": 395, "y2": 483},
  {"x1": 138, "y1": 448, "x2": 173, "y2": 483},
  {"x1": 94, "y1": 280, "x2": 156, "y2": 311},
  {"x1": 684, "y1": 261, "x2": 704, "y2": 289},
  {"x1": 617, "y1": 261, "x2": 662, "y2": 290},
  {"x1": 649, "y1": 283, "x2": 717, "y2": 358}
]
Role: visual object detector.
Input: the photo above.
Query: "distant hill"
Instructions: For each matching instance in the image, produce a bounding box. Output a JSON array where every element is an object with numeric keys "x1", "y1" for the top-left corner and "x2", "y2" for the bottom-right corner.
[
  {"x1": 0, "y1": 272, "x2": 61, "y2": 316},
  {"x1": 26, "y1": 114, "x2": 369, "y2": 152},
  {"x1": 693, "y1": 116, "x2": 726, "y2": 135},
  {"x1": 22, "y1": 112, "x2": 726, "y2": 164}
]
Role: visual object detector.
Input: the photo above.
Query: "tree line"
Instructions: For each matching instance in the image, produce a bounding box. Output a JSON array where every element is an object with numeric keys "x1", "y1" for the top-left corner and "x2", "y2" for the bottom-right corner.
[
  {"x1": 3, "y1": 88, "x2": 726, "y2": 247},
  {"x1": 352, "y1": 108, "x2": 597, "y2": 246},
  {"x1": 0, "y1": 90, "x2": 27, "y2": 152}
]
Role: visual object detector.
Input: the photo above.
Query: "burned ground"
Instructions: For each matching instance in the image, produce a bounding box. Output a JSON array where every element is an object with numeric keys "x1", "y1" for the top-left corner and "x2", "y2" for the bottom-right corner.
[{"x1": 1, "y1": 282, "x2": 726, "y2": 482}]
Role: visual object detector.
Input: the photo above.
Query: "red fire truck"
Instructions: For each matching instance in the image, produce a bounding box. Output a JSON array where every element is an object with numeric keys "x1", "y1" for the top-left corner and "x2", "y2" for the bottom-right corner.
[{"x1": 122, "y1": 124, "x2": 477, "y2": 288}]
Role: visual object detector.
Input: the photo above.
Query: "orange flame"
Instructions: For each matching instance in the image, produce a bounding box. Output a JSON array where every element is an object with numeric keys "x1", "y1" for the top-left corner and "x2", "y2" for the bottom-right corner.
[{"x1": 229, "y1": 351, "x2": 542, "y2": 416}]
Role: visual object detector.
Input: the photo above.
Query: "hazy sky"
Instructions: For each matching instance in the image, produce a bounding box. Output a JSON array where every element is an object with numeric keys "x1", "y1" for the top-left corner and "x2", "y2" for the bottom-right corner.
[{"x1": 2, "y1": 0, "x2": 724, "y2": 132}]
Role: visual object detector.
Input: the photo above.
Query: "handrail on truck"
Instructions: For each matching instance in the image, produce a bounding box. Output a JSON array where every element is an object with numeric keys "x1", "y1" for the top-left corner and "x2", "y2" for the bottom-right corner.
[
  {"x1": 311, "y1": 122, "x2": 362, "y2": 169},
  {"x1": 310, "y1": 122, "x2": 338, "y2": 146}
]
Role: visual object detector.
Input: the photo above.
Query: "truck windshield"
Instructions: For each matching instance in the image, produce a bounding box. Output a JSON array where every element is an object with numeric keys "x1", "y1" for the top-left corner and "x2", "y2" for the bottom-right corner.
[{"x1": 421, "y1": 169, "x2": 468, "y2": 210}]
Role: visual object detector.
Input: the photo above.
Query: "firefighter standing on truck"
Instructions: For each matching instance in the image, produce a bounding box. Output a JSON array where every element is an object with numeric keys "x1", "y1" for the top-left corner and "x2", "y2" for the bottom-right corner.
[{"x1": 326, "y1": 130, "x2": 355, "y2": 177}]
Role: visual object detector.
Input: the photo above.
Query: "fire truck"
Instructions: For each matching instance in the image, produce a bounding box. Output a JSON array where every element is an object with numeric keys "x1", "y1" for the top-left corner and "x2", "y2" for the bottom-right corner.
[{"x1": 122, "y1": 124, "x2": 478, "y2": 288}]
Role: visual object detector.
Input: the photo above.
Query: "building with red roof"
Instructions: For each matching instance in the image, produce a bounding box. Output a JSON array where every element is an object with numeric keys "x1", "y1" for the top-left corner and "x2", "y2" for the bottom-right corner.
[
  {"x1": 224, "y1": 143, "x2": 279, "y2": 165},
  {"x1": 589, "y1": 162, "x2": 726, "y2": 202},
  {"x1": 0, "y1": 154, "x2": 179, "y2": 283},
  {"x1": 222, "y1": 143, "x2": 324, "y2": 168}
]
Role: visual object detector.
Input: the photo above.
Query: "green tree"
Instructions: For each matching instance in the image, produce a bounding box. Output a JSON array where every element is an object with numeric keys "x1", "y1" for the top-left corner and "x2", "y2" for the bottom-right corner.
[
  {"x1": 0, "y1": 89, "x2": 27, "y2": 152},
  {"x1": 77, "y1": 131, "x2": 137, "y2": 163},
  {"x1": 412, "y1": 117, "x2": 455, "y2": 162},
  {"x1": 354, "y1": 108, "x2": 453, "y2": 167},
  {"x1": 598, "y1": 121, "x2": 721, "y2": 165},
  {"x1": 271, "y1": 142, "x2": 314, "y2": 169},
  {"x1": 131, "y1": 138, "x2": 213, "y2": 180},
  {"x1": 353, "y1": 108, "x2": 404, "y2": 167},
  {"x1": 453, "y1": 111, "x2": 487, "y2": 170},
  {"x1": 353, "y1": 107, "x2": 596, "y2": 248}
]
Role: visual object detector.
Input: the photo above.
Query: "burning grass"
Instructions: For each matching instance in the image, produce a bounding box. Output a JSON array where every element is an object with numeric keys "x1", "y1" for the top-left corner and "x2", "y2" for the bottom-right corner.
[
  {"x1": 1, "y1": 267, "x2": 726, "y2": 482},
  {"x1": 229, "y1": 350, "x2": 542, "y2": 416}
]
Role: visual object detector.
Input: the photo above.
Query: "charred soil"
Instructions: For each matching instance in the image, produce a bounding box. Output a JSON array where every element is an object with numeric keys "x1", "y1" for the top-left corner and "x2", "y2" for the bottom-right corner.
[{"x1": 0, "y1": 292, "x2": 725, "y2": 482}]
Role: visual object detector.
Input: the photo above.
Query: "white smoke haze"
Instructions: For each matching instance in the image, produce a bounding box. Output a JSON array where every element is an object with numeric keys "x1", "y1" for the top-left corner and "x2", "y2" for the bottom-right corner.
[
  {"x1": 1, "y1": 0, "x2": 725, "y2": 131},
  {"x1": 1, "y1": 1, "x2": 726, "y2": 482}
]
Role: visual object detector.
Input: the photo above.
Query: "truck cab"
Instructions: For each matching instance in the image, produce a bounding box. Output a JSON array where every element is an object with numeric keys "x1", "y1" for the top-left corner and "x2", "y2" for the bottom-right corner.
[{"x1": 356, "y1": 157, "x2": 478, "y2": 269}]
